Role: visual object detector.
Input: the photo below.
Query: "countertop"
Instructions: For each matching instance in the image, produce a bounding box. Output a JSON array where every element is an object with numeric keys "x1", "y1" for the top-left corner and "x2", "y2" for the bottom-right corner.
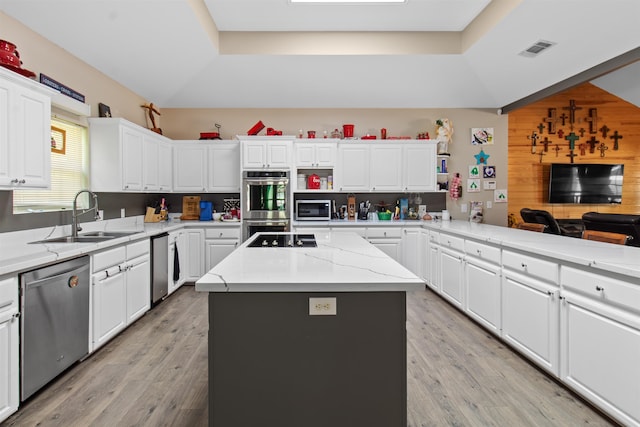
[
  {"x1": 0, "y1": 216, "x2": 240, "y2": 276},
  {"x1": 195, "y1": 231, "x2": 425, "y2": 293}
]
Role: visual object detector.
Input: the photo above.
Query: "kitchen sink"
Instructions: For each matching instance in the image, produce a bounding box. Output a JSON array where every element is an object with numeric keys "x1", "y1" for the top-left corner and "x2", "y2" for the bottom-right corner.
[{"x1": 30, "y1": 231, "x2": 138, "y2": 244}]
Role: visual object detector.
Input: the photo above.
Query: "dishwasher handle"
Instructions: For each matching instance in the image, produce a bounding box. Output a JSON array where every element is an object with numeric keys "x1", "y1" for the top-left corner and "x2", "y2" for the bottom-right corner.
[{"x1": 26, "y1": 263, "x2": 91, "y2": 289}]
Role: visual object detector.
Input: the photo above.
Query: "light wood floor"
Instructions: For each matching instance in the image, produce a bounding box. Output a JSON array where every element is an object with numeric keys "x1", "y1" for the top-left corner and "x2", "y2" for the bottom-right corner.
[{"x1": 4, "y1": 285, "x2": 617, "y2": 427}]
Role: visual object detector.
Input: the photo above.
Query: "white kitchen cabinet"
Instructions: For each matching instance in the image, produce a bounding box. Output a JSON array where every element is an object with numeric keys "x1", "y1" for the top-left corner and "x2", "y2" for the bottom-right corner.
[
  {"x1": 157, "y1": 141, "x2": 173, "y2": 192},
  {"x1": 464, "y1": 239, "x2": 501, "y2": 335},
  {"x1": 205, "y1": 227, "x2": 241, "y2": 272},
  {"x1": 402, "y1": 227, "x2": 422, "y2": 277},
  {"x1": 370, "y1": 145, "x2": 403, "y2": 191},
  {"x1": 91, "y1": 240, "x2": 150, "y2": 352},
  {"x1": 560, "y1": 266, "x2": 640, "y2": 426},
  {"x1": 367, "y1": 227, "x2": 402, "y2": 263},
  {"x1": 294, "y1": 141, "x2": 337, "y2": 168},
  {"x1": 337, "y1": 144, "x2": 370, "y2": 191},
  {"x1": 501, "y1": 250, "x2": 559, "y2": 375},
  {"x1": 168, "y1": 230, "x2": 187, "y2": 295},
  {"x1": 208, "y1": 142, "x2": 240, "y2": 192},
  {"x1": 465, "y1": 255, "x2": 501, "y2": 336},
  {"x1": 0, "y1": 69, "x2": 51, "y2": 189},
  {"x1": 89, "y1": 118, "x2": 172, "y2": 192},
  {"x1": 143, "y1": 135, "x2": 173, "y2": 192},
  {"x1": 173, "y1": 142, "x2": 208, "y2": 192},
  {"x1": 185, "y1": 229, "x2": 205, "y2": 281},
  {"x1": 439, "y1": 234, "x2": 465, "y2": 308},
  {"x1": 404, "y1": 143, "x2": 437, "y2": 191},
  {"x1": 242, "y1": 139, "x2": 292, "y2": 169},
  {"x1": 426, "y1": 230, "x2": 440, "y2": 292},
  {"x1": 0, "y1": 276, "x2": 19, "y2": 423}
]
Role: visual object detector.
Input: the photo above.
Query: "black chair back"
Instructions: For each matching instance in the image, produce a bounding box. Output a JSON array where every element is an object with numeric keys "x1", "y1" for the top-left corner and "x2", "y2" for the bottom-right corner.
[
  {"x1": 520, "y1": 208, "x2": 561, "y2": 234},
  {"x1": 582, "y1": 212, "x2": 640, "y2": 247}
]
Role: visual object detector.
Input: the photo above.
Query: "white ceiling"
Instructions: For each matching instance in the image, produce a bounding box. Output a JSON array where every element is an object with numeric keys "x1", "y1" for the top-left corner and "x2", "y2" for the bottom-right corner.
[{"x1": 2, "y1": 0, "x2": 639, "y2": 110}]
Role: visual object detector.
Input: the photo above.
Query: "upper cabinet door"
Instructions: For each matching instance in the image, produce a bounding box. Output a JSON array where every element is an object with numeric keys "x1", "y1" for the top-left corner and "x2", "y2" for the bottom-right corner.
[
  {"x1": 337, "y1": 144, "x2": 369, "y2": 191},
  {"x1": 404, "y1": 143, "x2": 437, "y2": 191},
  {"x1": 0, "y1": 75, "x2": 51, "y2": 189},
  {"x1": 370, "y1": 144, "x2": 403, "y2": 191},
  {"x1": 266, "y1": 141, "x2": 291, "y2": 168},
  {"x1": 173, "y1": 143, "x2": 207, "y2": 192},
  {"x1": 209, "y1": 142, "x2": 240, "y2": 192},
  {"x1": 120, "y1": 126, "x2": 144, "y2": 191},
  {"x1": 157, "y1": 142, "x2": 173, "y2": 192}
]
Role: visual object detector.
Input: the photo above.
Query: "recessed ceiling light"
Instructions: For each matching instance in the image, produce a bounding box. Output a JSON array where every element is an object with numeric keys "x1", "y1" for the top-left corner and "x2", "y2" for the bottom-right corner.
[{"x1": 291, "y1": 0, "x2": 406, "y2": 3}]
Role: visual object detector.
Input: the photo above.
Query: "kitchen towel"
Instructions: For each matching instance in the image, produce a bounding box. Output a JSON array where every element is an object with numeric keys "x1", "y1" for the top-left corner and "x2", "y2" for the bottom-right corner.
[{"x1": 173, "y1": 242, "x2": 180, "y2": 281}]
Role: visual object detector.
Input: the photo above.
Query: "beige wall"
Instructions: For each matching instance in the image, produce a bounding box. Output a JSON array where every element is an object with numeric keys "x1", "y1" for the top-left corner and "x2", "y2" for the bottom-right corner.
[
  {"x1": 163, "y1": 108, "x2": 509, "y2": 226},
  {"x1": 2, "y1": 11, "x2": 509, "y2": 227},
  {"x1": 1, "y1": 12, "x2": 149, "y2": 127}
]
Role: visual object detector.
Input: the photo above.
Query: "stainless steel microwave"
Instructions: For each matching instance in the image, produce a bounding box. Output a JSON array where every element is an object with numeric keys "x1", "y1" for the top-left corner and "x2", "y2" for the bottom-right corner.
[{"x1": 295, "y1": 200, "x2": 331, "y2": 221}]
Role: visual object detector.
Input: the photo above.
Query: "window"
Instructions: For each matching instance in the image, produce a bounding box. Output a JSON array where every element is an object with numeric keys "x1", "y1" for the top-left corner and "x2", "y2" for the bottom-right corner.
[{"x1": 13, "y1": 118, "x2": 89, "y2": 213}]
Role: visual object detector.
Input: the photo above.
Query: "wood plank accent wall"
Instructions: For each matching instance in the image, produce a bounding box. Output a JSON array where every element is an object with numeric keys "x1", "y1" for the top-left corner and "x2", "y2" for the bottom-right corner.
[{"x1": 508, "y1": 82, "x2": 640, "y2": 221}]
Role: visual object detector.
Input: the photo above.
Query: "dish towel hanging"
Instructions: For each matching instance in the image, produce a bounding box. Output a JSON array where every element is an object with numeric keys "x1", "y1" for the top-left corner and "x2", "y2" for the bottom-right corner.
[{"x1": 173, "y1": 242, "x2": 180, "y2": 281}]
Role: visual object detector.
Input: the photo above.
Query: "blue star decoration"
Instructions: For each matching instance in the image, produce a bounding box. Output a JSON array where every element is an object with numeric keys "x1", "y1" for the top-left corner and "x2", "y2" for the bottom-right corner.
[{"x1": 474, "y1": 149, "x2": 490, "y2": 165}]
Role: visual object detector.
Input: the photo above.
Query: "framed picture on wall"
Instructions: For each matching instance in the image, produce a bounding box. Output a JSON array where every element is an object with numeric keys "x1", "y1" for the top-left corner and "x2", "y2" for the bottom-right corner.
[{"x1": 51, "y1": 126, "x2": 66, "y2": 154}]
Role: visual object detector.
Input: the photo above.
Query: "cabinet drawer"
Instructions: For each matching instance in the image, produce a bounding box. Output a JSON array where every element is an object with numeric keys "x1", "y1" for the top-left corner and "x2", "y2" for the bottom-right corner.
[
  {"x1": 366, "y1": 227, "x2": 402, "y2": 239},
  {"x1": 127, "y1": 239, "x2": 149, "y2": 259},
  {"x1": 465, "y1": 240, "x2": 500, "y2": 264},
  {"x1": 205, "y1": 227, "x2": 241, "y2": 240},
  {"x1": 0, "y1": 277, "x2": 18, "y2": 313},
  {"x1": 502, "y1": 250, "x2": 558, "y2": 284},
  {"x1": 331, "y1": 227, "x2": 366, "y2": 237},
  {"x1": 93, "y1": 246, "x2": 126, "y2": 272},
  {"x1": 562, "y1": 266, "x2": 640, "y2": 313},
  {"x1": 428, "y1": 231, "x2": 440, "y2": 244},
  {"x1": 439, "y1": 234, "x2": 464, "y2": 252}
]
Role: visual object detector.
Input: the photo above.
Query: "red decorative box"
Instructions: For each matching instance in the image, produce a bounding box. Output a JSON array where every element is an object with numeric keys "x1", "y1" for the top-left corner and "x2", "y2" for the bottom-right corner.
[
  {"x1": 307, "y1": 174, "x2": 321, "y2": 189},
  {"x1": 247, "y1": 120, "x2": 265, "y2": 135}
]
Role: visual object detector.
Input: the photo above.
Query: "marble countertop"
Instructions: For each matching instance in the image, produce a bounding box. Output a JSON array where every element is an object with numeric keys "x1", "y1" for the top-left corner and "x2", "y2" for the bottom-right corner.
[
  {"x1": 0, "y1": 216, "x2": 240, "y2": 276},
  {"x1": 195, "y1": 231, "x2": 425, "y2": 293}
]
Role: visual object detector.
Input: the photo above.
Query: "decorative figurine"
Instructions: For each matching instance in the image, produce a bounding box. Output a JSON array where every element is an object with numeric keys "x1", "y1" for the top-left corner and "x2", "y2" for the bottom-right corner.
[
  {"x1": 435, "y1": 118, "x2": 453, "y2": 155},
  {"x1": 141, "y1": 102, "x2": 162, "y2": 135}
]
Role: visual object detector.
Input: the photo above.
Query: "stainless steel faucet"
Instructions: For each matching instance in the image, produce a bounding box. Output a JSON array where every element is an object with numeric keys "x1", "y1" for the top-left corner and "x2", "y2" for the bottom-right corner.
[{"x1": 72, "y1": 189, "x2": 99, "y2": 237}]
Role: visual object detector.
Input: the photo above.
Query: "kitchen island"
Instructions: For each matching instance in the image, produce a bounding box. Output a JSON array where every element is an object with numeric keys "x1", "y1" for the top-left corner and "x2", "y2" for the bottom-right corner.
[{"x1": 195, "y1": 231, "x2": 424, "y2": 427}]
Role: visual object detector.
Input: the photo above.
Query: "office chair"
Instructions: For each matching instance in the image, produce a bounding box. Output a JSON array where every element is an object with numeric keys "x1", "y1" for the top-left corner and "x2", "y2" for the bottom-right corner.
[{"x1": 582, "y1": 212, "x2": 640, "y2": 247}]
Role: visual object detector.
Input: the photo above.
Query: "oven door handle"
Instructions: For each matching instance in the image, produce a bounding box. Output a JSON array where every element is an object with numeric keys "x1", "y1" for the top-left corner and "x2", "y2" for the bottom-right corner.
[
  {"x1": 244, "y1": 220, "x2": 289, "y2": 227},
  {"x1": 244, "y1": 179, "x2": 289, "y2": 186}
]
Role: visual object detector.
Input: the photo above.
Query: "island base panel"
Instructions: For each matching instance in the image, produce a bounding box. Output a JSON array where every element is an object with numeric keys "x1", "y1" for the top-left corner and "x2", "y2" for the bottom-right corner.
[{"x1": 208, "y1": 291, "x2": 407, "y2": 427}]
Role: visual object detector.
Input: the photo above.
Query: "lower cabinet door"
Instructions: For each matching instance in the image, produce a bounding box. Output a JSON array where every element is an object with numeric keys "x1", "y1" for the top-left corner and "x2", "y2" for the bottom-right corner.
[
  {"x1": 0, "y1": 310, "x2": 19, "y2": 423},
  {"x1": 501, "y1": 270, "x2": 559, "y2": 375},
  {"x1": 465, "y1": 257, "x2": 501, "y2": 335},
  {"x1": 92, "y1": 272, "x2": 127, "y2": 351},
  {"x1": 439, "y1": 247, "x2": 463, "y2": 308},
  {"x1": 369, "y1": 239, "x2": 402, "y2": 263},
  {"x1": 560, "y1": 291, "x2": 640, "y2": 427},
  {"x1": 205, "y1": 240, "x2": 238, "y2": 272},
  {"x1": 126, "y1": 256, "x2": 150, "y2": 323}
]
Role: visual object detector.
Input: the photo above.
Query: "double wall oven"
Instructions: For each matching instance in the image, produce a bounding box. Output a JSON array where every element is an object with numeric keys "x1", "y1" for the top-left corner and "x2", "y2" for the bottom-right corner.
[{"x1": 242, "y1": 170, "x2": 290, "y2": 241}]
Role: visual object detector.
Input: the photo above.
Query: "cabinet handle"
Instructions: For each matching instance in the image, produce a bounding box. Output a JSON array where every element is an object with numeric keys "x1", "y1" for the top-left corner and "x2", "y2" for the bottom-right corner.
[
  {"x1": 521, "y1": 263, "x2": 527, "y2": 269},
  {"x1": 12, "y1": 312, "x2": 20, "y2": 320},
  {"x1": 219, "y1": 232, "x2": 223, "y2": 237},
  {"x1": 596, "y1": 285, "x2": 605, "y2": 292},
  {"x1": 476, "y1": 249, "x2": 482, "y2": 256},
  {"x1": 11, "y1": 178, "x2": 18, "y2": 183}
]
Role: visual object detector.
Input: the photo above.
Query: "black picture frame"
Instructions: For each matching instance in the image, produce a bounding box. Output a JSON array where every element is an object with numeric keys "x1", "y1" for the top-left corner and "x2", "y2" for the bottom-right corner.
[{"x1": 98, "y1": 103, "x2": 111, "y2": 118}]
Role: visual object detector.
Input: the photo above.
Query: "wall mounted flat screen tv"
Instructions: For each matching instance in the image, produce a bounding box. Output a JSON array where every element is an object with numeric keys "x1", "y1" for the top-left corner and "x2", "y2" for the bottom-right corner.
[{"x1": 548, "y1": 163, "x2": 624, "y2": 204}]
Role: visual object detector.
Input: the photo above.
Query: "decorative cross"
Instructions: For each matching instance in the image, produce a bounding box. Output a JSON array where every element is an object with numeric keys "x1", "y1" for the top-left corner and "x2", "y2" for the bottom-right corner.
[
  {"x1": 527, "y1": 131, "x2": 539, "y2": 154},
  {"x1": 565, "y1": 131, "x2": 580, "y2": 150},
  {"x1": 566, "y1": 150, "x2": 578, "y2": 163},
  {"x1": 540, "y1": 137, "x2": 552, "y2": 152},
  {"x1": 553, "y1": 144, "x2": 562, "y2": 157},
  {"x1": 585, "y1": 108, "x2": 598, "y2": 134},
  {"x1": 562, "y1": 99, "x2": 582, "y2": 125},
  {"x1": 599, "y1": 124, "x2": 610, "y2": 138},
  {"x1": 578, "y1": 128, "x2": 586, "y2": 137},
  {"x1": 578, "y1": 143, "x2": 587, "y2": 156},
  {"x1": 586, "y1": 136, "x2": 599, "y2": 153},
  {"x1": 537, "y1": 123, "x2": 545, "y2": 134},
  {"x1": 538, "y1": 150, "x2": 546, "y2": 163},
  {"x1": 598, "y1": 143, "x2": 608, "y2": 157},
  {"x1": 544, "y1": 108, "x2": 557, "y2": 134},
  {"x1": 559, "y1": 113, "x2": 568, "y2": 126},
  {"x1": 557, "y1": 129, "x2": 565, "y2": 139},
  {"x1": 610, "y1": 130, "x2": 623, "y2": 150}
]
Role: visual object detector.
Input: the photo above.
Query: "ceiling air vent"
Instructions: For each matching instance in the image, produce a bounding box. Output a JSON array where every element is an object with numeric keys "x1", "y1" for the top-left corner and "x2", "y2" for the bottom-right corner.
[{"x1": 519, "y1": 40, "x2": 556, "y2": 58}]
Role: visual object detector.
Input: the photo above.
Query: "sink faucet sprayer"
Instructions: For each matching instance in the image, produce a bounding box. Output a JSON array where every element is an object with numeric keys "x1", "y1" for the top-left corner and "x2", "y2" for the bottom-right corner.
[{"x1": 72, "y1": 190, "x2": 99, "y2": 237}]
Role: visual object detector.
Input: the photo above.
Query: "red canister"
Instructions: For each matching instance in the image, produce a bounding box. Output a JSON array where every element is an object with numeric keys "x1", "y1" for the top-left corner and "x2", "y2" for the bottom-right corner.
[
  {"x1": 307, "y1": 174, "x2": 321, "y2": 190},
  {"x1": 343, "y1": 124, "x2": 354, "y2": 138}
]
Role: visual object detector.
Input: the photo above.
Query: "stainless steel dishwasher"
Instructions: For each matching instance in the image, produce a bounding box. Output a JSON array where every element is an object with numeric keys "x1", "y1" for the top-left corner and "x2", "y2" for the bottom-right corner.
[
  {"x1": 20, "y1": 256, "x2": 90, "y2": 401},
  {"x1": 151, "y1": 232, "x2": 169, "y2": 305}
]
